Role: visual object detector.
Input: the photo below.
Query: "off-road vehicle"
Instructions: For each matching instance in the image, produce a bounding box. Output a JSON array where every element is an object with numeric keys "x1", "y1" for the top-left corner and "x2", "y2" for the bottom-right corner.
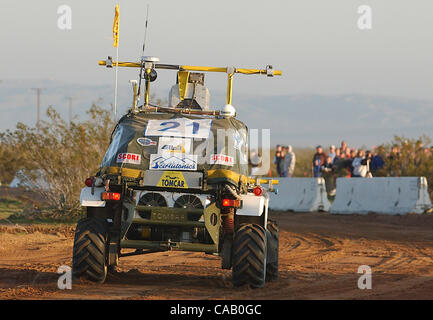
[{"x1": 74, "y1": 55, "x2": 281, "y2": 288}]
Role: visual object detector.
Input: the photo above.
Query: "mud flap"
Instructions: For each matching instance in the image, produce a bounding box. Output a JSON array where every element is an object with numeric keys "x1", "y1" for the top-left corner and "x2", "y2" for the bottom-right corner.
[
  {"x1": 108, "y1": 242, "x2": 119, "y2": 267},
  {"x1": 204, "y1": 203, "x2": 221, "y2": 249}
]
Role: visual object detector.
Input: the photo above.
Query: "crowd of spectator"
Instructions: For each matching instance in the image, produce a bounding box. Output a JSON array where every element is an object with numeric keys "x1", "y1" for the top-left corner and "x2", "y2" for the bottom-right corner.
[
  {"x1": 310, "y1": 141, "x2": 382, "y2": 195},
  {"x1": 270, "y1": 138, "x2": 433, "y2": 197},
  {"x1": 273, "y1": 145, "x2": 296, "y2": 177},
  {"x1": 311, "y1": 140, "x2": 433, "y2": 195},
  {"x1": 312, "y1": 140, "x2": 383, "y2": 179}
]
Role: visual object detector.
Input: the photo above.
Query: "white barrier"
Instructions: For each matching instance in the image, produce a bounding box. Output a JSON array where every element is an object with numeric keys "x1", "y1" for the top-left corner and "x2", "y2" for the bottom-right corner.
[
  {"x1": 269, "y1": 178, "x2": 331, "y2": 212},
  {"x1": 330, "y1": 177, "x2": 432, "y2": 215}
]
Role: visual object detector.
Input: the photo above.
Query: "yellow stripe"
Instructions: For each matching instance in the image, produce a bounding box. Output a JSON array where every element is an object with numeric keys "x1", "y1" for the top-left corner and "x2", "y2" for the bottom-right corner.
[
  {"x1": 226, "y1": 73, "x2": 234, "y2": 105},
  {"x1": 177, "y1": 71, "x2": 190, "y2": 100},
  {"x1": 98, "y1": 61, "x2": 282, "y2": 76},
  {"x1": 107, "y1": 166, "x2": 143, "y2": 178},
  {"x1": 99, "y1": 61, "x2": 140, "y2": 68},
  {"x1": 104, "y1": 166, "x2": 251, "y2": 186},
  {"x1": 207, "y1": 169, "x2": 248, "y2": 185},
  {"x1": 181, "y1": 66, "x2": 227, "y2": 73},
  {"x1": 249, "y1": 178, "x2": 279, "y2": 185}
]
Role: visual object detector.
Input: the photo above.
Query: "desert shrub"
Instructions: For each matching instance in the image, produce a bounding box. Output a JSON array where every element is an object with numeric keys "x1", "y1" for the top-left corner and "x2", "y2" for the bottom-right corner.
[
  {"x1": 0, "y1": 104, "x2": 114, "y2": 217},
  {"x1": 0, "y1": 137, "x2": 31, "y2": 185},
  {"x1": 374, "y1": 135, "x2": 433, "y2": 195},
  {"x1": 292, "y1": 148, "x2": 315, "y2": 177}
]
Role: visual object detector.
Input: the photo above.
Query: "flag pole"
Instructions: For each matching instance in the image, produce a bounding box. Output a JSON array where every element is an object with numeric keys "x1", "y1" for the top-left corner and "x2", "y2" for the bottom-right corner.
[
  {"x1": 113, "y1": 4, "x2": 120, "y2": 119},
  {"x1": 114, "y1": 43, "x2": 119, "y2": 118}
]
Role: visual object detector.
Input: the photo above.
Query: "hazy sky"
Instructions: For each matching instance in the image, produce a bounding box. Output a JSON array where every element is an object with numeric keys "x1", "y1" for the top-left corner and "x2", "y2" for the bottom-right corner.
[
  {"x1": 1, "y1": 0, "x2": 433, "y2": 99},
  {"x1": 1, "y1": 1, "x2": 433, "y2": 148}
]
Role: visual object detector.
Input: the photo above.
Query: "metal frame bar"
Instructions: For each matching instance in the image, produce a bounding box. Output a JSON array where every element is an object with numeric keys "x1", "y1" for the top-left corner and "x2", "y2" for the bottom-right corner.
[
  {"x1": 99, "y1": 60, "x2": 282, "y2": 108},
  {"x1": 120, "y1": 239, "x2": 218, "y2": 253}
]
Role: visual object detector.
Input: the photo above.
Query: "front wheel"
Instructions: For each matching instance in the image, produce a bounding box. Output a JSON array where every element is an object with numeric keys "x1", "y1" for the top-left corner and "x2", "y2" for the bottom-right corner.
[
  {"x1": 72, "y1": 217, "x2": 108, "y2": 283},
  {"x1": 232, "y1": 224, "x2": 267, "y2": 288}
]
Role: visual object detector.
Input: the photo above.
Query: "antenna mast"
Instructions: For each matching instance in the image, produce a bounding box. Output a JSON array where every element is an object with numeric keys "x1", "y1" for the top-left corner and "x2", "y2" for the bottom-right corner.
[{"x1": 137, "y1": 4, "x2": 150, "y2": 105}]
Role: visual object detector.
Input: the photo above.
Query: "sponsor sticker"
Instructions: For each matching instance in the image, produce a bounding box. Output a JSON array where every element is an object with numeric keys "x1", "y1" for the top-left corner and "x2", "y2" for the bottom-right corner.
[
  {"x1": 137, "y1": 137, "x2": 157, "y2": 147},
  {"x1": 210, "y1": 154, "x2": 234, "y2": 166},
  {"x1": 158, "y1": 137, "x2": 192, "y2": 154},
  {"x1": 149, "y1": 154, "x2": 198, "y2": 171},
  {"x1": 157, "y1": 171, "x2": 188, "y2": 189},
  {"x1": 117, "y1": 153, "x2": 141, "y2": 165}
]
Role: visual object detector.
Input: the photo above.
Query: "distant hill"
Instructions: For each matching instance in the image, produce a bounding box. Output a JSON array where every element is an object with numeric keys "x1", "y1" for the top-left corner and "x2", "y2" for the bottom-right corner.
[
  {"x1": 1, "y1": 79, "x2": 432, "y2": 148},
  {"x1": 234, "y1": 94, "x2": 433, "y2": 148}
]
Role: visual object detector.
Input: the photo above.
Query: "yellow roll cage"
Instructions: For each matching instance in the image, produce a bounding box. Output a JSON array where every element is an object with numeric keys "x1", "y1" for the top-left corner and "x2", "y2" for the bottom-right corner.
[{"x1": 99, "y1": 58, "x2": 282, "y2": 111}]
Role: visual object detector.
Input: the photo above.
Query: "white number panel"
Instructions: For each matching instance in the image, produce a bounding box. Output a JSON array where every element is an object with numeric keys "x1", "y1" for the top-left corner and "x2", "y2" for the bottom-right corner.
[{"x1": 144, "y1": 118, "x2": 212, "y2": 139}]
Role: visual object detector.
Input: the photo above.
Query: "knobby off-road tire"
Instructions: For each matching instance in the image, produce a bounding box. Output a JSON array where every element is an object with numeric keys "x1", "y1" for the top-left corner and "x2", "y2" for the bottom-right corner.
[
  {"x1": 72, "y1": 217, "x2": 108, "y2": 283},
  {"x1": 266, "y1": 220, "x2": 279, "y2": 281},
  {"x1": 232, "y1": 224, "x2": 267, "y2": 288}
]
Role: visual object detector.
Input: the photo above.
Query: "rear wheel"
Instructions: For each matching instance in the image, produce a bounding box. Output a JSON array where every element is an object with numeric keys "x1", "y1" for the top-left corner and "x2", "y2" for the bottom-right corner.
[
  {"x1": 232, "y1": 224, "x2": 267, "y2": 288},
  {"x1": 266, "y1": 220, "x2": 279, "y2": 281},
  {"x1": 72, "y1": 217, "x2": 108, "y2": 283}
]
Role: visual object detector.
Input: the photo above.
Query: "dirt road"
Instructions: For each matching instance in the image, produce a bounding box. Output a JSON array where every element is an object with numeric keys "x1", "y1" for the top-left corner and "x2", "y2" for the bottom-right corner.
[{"x1": 1, "y1": 212, "x2": 433, "y2": 300}]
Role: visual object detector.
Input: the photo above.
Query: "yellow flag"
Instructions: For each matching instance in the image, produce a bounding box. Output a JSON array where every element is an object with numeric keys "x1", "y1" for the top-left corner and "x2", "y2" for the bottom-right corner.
[{"x1": 113, "y1": 5, "x2": 119, "y2": 47}]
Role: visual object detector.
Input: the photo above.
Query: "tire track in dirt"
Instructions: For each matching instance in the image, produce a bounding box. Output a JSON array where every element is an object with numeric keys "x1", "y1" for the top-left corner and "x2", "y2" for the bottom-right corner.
[{"x1": 2, "y1": 212, "x2": 433, "y2": 299}]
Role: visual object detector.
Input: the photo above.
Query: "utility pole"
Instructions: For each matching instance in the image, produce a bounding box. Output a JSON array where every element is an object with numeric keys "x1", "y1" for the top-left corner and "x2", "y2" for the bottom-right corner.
[
  {"x1": 31, "y1": 88, "x2": 43, "y2": 131},
  {"x1": 66, "y1": 97, "x2": 75, "y2": 125}
]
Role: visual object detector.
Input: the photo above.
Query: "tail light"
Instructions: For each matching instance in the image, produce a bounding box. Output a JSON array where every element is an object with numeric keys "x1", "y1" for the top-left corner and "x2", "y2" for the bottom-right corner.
[
  {"x1": 253, "y1": 186, "x2": 263, "y2": 196},
  {"x1": 101, "y1": 192, "x2": 121, "y2": 201},
  {"x1": 85, "y1": 176, "x2": 94, "y2": 187},
  {"x1": 222, "y1": 199, "x2": 241, "y2": 208}
]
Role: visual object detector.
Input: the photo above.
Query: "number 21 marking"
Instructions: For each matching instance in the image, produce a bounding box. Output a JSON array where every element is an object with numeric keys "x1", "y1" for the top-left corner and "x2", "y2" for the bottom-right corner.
[
  {"x1": 158, "y1": 121, "x2": 200, "y2": 134},
  {"x1": 158, "y1": 121, "x2": 180, "y2": 132},
  {"x1": 187, "y1": 121, "x2": 199, "y2": 134}
]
